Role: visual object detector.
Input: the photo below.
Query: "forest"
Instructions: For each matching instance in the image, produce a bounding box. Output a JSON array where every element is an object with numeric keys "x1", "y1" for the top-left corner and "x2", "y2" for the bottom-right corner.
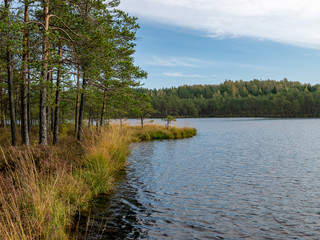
[
  {"x1": 0, "y1": 0, "x2": 152, "y2": 146},
  {"x1": 138, "y1": 78, "x2": 320, "y2": 118}
]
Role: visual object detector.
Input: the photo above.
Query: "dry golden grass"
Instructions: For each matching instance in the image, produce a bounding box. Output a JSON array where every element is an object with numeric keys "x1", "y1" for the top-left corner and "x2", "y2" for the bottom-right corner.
[
  {"x1": 0, "y1": 143, "x2": 87, "y2": 239},
  {"x1": 0, "y1": 123, "x2": 196, "y2": 239},
  {"x1": 0, "y1": 124, "x2": 132, "y2": 240},
  {"x1": 131, "y1": 124, "x2": 197, "y2": 141}
]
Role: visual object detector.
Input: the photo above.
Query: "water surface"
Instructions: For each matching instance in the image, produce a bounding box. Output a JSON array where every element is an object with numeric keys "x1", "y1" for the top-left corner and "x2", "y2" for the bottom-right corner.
[{"x1": 78, "y1": 118, "x2": 320, "y2": 239}]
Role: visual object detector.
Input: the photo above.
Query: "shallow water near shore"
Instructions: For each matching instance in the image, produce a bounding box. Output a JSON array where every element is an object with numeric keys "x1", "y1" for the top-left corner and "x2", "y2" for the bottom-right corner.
[{"x1": 77, "y1": 118, "x2": 320, "y2": 239}]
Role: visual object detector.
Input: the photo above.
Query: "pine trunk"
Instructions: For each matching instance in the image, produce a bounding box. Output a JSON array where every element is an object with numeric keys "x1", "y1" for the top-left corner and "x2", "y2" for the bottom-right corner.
[
  {"x1": 100, "y1": 90, "x2": 107, "y2": 127},
  {"x1": 77, "y1": 76, "x2": 86, "y2": 142},
  {"x1": 53, "y1": 41, "x2": 62, "y2": 144},
  {"x1": 39, "y1": 0, "x2": 49, "y2": 145},
  {"x1": 5, "y1": 0, "x2": 17, "y2": 146},
  {"x1": 46, "y1": 106, "x2": 50, "y2": 141},
  {"x1": 49, "y1": 71, "x2": 53, "y2": 132},
  {"x1": 0, "y1": 84, "x2": 4, "y2": 127},
  {"x1": 7, "y1": 58, "x2": 16, "y2": 143},
  {"x1": 47, "y1": 67, "x2": 52, "y2": 141},
  {"x1": 21, "y1": 1, "x2": 30, "y2": 145},
  {"x1": 15, "y1": 85, "x2": 18, "y2": 122},
  {"x1": 75, "y1": 68, "x2": 80, "y2": 133},
  {"x1": 7, "y1": 50, "x2": 17, "y2": 146},
  {"x1": 50, "y1": 71, "x2": 54, "y2": 132},
  {"x1": 27, "y1": 45, "x2": 31, "y2": 135}
]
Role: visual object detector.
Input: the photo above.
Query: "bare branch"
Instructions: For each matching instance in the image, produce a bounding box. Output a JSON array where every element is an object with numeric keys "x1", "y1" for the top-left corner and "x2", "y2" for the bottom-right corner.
[
  {"x1": 51, "y1": 27, "x2": 75, "y2": 42},
  {"x1": 27, "y1": 21, "x2": 46, "y2": 29}
]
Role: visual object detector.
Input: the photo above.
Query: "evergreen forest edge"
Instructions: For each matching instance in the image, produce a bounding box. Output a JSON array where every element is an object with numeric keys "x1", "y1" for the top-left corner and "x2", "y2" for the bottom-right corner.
[{"x1": 137, "y1": 78, "x2": 320, "y2": 118}]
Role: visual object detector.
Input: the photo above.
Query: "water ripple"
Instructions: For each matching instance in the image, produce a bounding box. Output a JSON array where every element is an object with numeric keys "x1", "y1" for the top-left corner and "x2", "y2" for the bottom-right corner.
[{"x1": 77, "y1": 118, "x2": 320, "y2": 239}]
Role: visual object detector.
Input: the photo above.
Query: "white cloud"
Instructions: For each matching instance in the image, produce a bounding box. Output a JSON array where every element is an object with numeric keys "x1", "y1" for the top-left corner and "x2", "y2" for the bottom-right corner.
[
  {"x1": 142, "y1": 55, "x2": 273, "y2": 70},
  {"x1": 163, "y1": 72, "x2": 208, "y2": 78},
  {"x1": 120, "y1": 0, "x2": 320, "y2": 49},
  {"x1": 144, "y1": 56, "x2": 201, "y2": 67}
]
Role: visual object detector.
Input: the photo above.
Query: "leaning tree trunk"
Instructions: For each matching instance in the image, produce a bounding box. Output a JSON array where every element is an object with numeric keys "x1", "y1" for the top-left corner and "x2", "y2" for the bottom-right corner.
[
  {"x1": 39, "y1": 0, "x2": 49, "y2": 145},
  {"x1": 53, "y1": 41, "x2": 62, "y2": 144},
  {"x1": 21, "y1": 1, "x2": 30, "y2": 145},
  {"x1": 77, "y1": 76, "x2": 86, "y2": 142}
]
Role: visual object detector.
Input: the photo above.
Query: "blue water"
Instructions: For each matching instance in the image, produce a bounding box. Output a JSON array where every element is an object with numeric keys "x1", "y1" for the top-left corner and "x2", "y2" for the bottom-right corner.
[{"x1": 78, "y1": 118, "x2": 320, "y2": 239}]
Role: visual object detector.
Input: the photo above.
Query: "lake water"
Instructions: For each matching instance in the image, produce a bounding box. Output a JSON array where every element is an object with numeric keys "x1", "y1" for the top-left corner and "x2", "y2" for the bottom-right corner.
[{"x1": 77, "y1": 118, "x2": 320, "y2": 239}]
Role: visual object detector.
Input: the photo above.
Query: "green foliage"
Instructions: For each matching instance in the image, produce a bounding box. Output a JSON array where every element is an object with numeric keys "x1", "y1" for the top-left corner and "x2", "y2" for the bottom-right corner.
[
  {"x1": 137, "y1": 79, "x2": 320, "y2": 118},
  {"x1": 0, "y1": 0, "x2": 148, "y2": 144},
  {"x1": 162, "y1": 115, "x2": 176, "y2": 129}
]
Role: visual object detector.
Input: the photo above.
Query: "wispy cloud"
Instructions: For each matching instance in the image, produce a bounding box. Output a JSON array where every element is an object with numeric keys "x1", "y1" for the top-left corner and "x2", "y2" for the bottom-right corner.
[
  {"x1": 142, "y1": 55, "x2": 274, "y2": 70},
  {"x1": 215, "y1": 61, "x2": 275, "y2": 70},
  {"x1": 163, "y1": 72, "x2": 208, "y2": 78},
  {"x1": 144, "y1": 56, "x2": 203, "y2": 67},
  {"x1": 120, "y1": 0, "x2": 320, "y2": 49}
]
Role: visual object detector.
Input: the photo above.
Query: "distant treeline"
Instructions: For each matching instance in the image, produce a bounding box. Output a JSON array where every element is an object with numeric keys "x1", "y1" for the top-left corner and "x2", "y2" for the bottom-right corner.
[{"x1": 136, "y1": 79, "x2": 320, "y2": 118}]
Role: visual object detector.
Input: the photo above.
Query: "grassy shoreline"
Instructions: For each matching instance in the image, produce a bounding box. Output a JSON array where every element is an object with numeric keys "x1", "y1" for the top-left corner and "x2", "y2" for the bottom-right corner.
[{"x1": 0, "y1": 124, "x2": 196, "y2": 240}]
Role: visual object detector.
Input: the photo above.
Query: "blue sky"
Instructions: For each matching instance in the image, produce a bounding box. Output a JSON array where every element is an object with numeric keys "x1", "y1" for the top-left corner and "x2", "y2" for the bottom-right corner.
[{"x1": 120, "y1": 0, "x2": 320, "y2": 89}]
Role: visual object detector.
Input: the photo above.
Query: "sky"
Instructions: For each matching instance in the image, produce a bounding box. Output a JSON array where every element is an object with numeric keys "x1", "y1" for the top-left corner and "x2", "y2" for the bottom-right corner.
[{"x1": 119, "y1": 0, "x2": 320, "y2": 89}]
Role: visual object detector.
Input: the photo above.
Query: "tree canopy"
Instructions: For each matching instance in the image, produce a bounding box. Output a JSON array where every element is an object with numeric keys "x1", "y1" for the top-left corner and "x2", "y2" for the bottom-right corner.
[{"x1": 0, "y1": 0, "x2": 148, "y2": 145}]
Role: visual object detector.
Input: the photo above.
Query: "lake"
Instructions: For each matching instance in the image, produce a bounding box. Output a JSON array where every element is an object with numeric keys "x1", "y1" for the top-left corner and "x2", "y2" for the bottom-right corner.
[{"x1": 77, "y1": 118, "x2": 320, "y2": 239}]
